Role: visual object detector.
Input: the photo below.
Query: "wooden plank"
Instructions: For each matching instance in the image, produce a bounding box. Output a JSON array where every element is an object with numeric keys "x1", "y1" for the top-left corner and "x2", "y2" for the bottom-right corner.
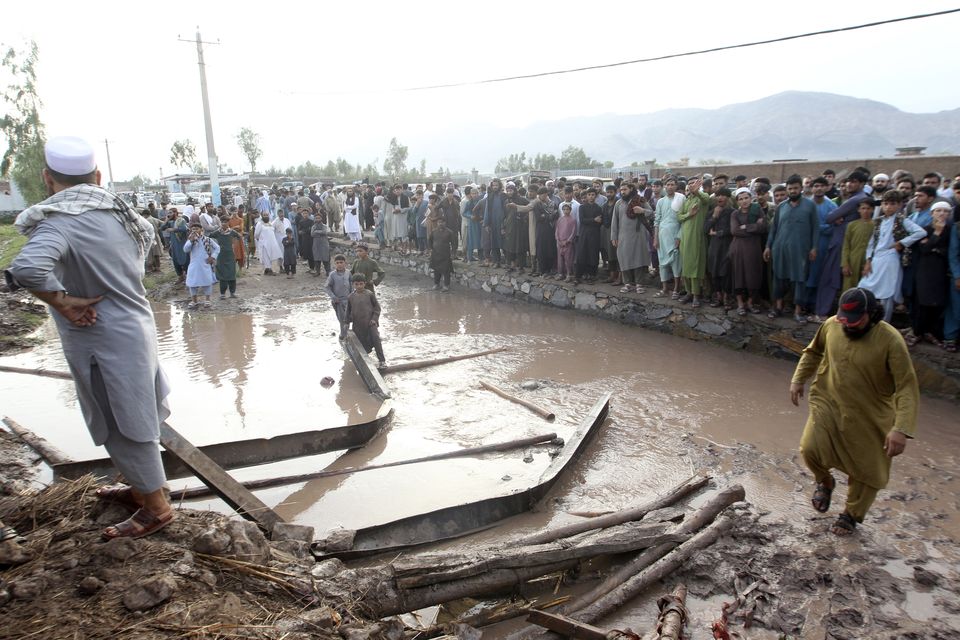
[
  {"x1": 525, "y1": 610, "x2": 611, "y2": 640},
  {"x1": 2, "y1": 416, "x2": 73, "y2": 465},
  {"x1": 344, "y1": 333, "x2": 392, "y2": 399},
  {"x1": 379, "y1": 347, "x2": 508, "y2": 374},
  {"x1": 159, "y1": 422, "x2": 283, "y2": 534}
]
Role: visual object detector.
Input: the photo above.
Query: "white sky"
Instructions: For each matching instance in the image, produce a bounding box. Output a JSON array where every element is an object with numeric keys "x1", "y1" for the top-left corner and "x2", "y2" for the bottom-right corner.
[{"x1": 1, "y1": 0, "x2": 957, "y2": 180}]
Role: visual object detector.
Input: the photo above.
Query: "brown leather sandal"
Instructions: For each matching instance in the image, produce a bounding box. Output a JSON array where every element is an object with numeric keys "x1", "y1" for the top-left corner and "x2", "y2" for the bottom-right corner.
[
  {"x1": 102, "y1": 508, "x2": 176, "y2": 541},
  {"x1": 95, "y1": 485, "x2": 142, "y2": 512}
]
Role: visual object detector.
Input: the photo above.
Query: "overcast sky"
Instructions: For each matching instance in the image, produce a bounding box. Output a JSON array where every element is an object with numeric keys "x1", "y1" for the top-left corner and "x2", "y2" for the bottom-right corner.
[{"x1": 1, "y1": 1, "x2": 957, "y2": 180}]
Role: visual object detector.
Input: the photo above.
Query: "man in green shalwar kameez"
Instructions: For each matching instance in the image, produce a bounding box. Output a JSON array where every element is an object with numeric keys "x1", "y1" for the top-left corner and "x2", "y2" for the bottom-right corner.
[
  {"x1": 677, "y1": 178, "x2": 710, "y2": 307},
  {"x1": 790, "y1": 287, "x2": 919, "y2": 536}
]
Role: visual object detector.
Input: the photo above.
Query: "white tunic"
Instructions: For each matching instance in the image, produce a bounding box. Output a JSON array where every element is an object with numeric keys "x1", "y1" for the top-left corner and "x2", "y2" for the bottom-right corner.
[
  {"x1": 254, "y1": 219, "x2": 283, "y2": 265},
  {"x1": 857, "y1": 215, "x2": 926, "y2": 299},
  {"x1": 343, "y1": 197, "x2": 362, "y2": 234}
]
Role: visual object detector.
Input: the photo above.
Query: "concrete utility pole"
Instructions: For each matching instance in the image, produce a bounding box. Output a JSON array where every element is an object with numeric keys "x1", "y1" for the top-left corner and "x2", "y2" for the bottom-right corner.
[
  {"x1": 103, "y1": 139, "x2": 115, "y2": 191},
  {"x1": 179, "y1": 29, "x2": 221, "y2": 206}
]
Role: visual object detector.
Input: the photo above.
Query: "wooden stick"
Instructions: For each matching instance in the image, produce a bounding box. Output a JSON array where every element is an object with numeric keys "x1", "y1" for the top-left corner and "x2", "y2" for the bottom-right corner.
[
  {"x1": 171, "y1": 432, "x2": 559, "y2": 500},
  {"x1": 479, "y1": 380, "x2": 556, "y2": 422},
  {"x1": 0, "y1": 364, "x2": 73, "y2": 380},
  {"x1": 515, "y1": 475, "x2": 710, "y2": 546},
  {"x1": 2, "y1": 416, "x2": 73, "y2": 465},
  {"x1": 379, "y1": 347, "x2": 508, "y2": 374},
  {"x1": 654, "y1": 584, "x2": 687, "y2": 640}
]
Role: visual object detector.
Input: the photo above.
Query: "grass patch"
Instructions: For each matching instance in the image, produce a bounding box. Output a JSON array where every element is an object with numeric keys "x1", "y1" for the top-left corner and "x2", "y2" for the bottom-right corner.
[
  {"x1": 0, "y1": 222, "x2": 26, "y2": 271},
  {"x1": 143, "y1": 268, "x2": 177, "y2": 291}
]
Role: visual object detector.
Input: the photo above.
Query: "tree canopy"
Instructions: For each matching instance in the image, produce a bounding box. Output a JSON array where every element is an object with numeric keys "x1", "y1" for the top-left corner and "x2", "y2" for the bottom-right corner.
[
  {"x1": 236, "y1": 127, "x2": 262, "y2": 172},
  {"x1": 1, "y1": 40, "x2": 47, "y2": 204},
  {"x1": 169, "y1": 140, "x2": 198, "y2": 170}
]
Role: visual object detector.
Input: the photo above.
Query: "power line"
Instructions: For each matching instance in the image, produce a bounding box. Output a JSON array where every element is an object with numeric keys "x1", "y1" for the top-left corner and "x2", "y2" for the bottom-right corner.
[{"x1": 287, "y1": 8, "x2": 960, "y2": 96}]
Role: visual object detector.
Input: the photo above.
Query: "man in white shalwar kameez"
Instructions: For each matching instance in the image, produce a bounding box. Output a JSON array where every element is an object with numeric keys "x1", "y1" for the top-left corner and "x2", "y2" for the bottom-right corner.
[{"x1": 254, "y1": 212, "x2": 282, "y2": 275}]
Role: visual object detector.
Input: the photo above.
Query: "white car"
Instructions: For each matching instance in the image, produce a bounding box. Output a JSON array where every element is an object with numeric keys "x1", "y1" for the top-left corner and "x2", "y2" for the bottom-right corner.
[{"x1": 169, "y1": 192, "x2": 188, "y2": 206}]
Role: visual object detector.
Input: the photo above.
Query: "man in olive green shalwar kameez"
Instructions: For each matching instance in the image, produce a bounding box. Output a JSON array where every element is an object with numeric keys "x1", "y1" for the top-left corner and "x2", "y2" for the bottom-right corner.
[
  {"x1": 790, "y1": 287, "x2": 919, "y2": 535},
  {"x1": 677, "y1": 179, "x2": 710, "y2": 305}
]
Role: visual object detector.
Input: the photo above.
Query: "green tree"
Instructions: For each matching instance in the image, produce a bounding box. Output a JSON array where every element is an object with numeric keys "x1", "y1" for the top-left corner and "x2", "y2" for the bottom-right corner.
[
  {"x1": 532, "y1": 153, "x2": 558, "y2": 170},
  {"x1": 235, "y1": 127, "x2": 262, "y2": 172},
  {"x1": 494, "y1": 152, "x2": 530, "y2": 174},
  {"x1": 383, "y1": 137, "x2": 408, "y2": 177},
  {"x1": 603, "y1": 161, "x2": 614, "y2": 169},
  {"x1": 1, "y1": 40, "x2": 47, "y2": 205},
  {"x1": 130, "y1": 173, "x2": 149, "y2": 190},
  {"x1": 169, "y1": 139, "x2": 198, "y2": 170},
  {"x1": 322, "y1": 160, "x2": 337, "y2": 177},
  {"x1": 418, "y1": 159, "x2": 427, "y2": 177},
  {"x1": 558, "y1": 145, "x2": 593, "y2": 170}
]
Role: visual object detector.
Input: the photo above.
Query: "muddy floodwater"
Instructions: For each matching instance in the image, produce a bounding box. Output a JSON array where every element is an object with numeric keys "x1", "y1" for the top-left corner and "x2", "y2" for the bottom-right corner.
[{"x1": 2, "y1": 269, "x2": 958, "y2": 636}]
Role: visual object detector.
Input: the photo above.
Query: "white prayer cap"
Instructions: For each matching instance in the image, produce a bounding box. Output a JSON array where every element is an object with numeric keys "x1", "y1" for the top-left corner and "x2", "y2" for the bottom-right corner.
[
  {"x1": 873, "y1": 173, "x2": 890, "y2": 182},
  {"x1": 931, "y1": 201, "x2": 952, "y2": 211},
  {"x1": 44, "y1": 136, "x2": 96, "y2": 176},
  {"x1": 733, "y1": 187, "x2": 752, "y2": 198}
]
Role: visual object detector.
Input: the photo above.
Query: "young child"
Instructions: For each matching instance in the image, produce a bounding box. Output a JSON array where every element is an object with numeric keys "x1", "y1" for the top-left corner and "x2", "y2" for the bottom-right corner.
[
  {"x1": 858, "y1": 189, "x2": 926, "y2": 324},
  {"x1": 311, "y1": 215, "x2": 331, "y2": 276},
  {"x1": 183, "y1": 222, "x2": 220, "y2": 309},
  {"x1": 555, "y1": 203, "x2": 577, "y2": 281},
  {"x1": 325, "y1": 254, "x2": 352, "y2": 340},
  {"x1": 840, "y1": 197, "x2": 876, "y2": 293},
  {"x1": 347, "y1": 274, "x2": 386, "y2": 367},
  {"x1": 282, "y1": 227, "x2": 297, "y2": 278},
  {"x1": 351, "y1": 243, "x2": 385, "y2": 294}
]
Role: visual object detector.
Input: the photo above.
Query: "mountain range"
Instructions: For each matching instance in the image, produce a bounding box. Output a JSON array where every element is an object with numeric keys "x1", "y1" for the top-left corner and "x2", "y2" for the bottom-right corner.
[{"x1": 411, "y1": 91, "x2": 960, "y2": 171}]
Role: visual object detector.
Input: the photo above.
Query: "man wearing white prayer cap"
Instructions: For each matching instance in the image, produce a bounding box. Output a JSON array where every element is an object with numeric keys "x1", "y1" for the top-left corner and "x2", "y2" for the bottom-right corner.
[
  {"x1": 872, "y1": 173, "x2": 890, "y2": 196},
  {"x1": 5, "y1": 136, "x2": 176, "y2": 541}
]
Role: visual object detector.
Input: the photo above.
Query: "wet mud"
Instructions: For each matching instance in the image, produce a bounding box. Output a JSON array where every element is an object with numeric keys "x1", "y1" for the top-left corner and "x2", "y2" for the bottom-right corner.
[{"x1": 1, "y1": 258, "x2": 958, "y2": 638}]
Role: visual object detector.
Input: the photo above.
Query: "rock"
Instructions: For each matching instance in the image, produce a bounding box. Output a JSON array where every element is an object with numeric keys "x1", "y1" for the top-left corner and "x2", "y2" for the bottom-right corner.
[
  {"x1": 123, "y1": 574, "x2": 177, "y2": 612},
  {"x1": 574, "y1": 292, "x2": 596, "y2": 310},
  {"x1": 550, "y1": 288, "x2": 570, "y2": 308},
  {"x1": 495, "y1": 284, "x2": 514, "y2": 296},
  {"x1": 297, "y1": 606, "x2": 342, "y2": 630},
  {"x1": 78, "y1": 576, "x2": 104, "y2": 596},
  {"x1": 317, "y1": 528, "x2": 356, "y2": 553},
  {"x1": 0, "y1": 539, "x2": 33, "y2": 566},
  {"x1": 684, "y1": 314, "x2": 699, "y2": 328},
  {"x1": 520, "y1": 282, "x2": 531, "y2": 294},
  {"x1": 311, "y1": 558, "x2": 346, "y2": 579},
  {"x1": 224, "y1": 520, "x2": 271, "y2": 564},
  {"x1": 501, "y1": 475, "x2": 512, "y2": 481},
  {"x1": 321, "y1": 376, "x2": 335, "y2": 387},
  {"x1": 102, "y1": 536, "x2": 142, "y2": 561},
  {"x1": 596, "y1": 298, "x2": 610, "y2": 309},
  {"x1": 481, "y1": 282, "x2": 492, "y2": 293},
  {"x1": 10, "y1": 574, "x2": 47, "y2": 599},
  {"x1": 528, "y1": 286, "x2": 544, "y2": 302},
  {"x1": 646, "y1": 306, "x2": 673, "y2": 320},
  {"x1": 523, "y1": 454, "x2": 534, "y2": 463},
  {"x1": 193, "y1": 527, "x2": 231, "y2": 556},
  {"x1": 696, "y1": 321, "x2": 726, "y2": 336},
  {"x1": 490, "y1": 275, "x2": 499, "y2": 286},
  {"x1": 913, "y1": 566, "x2": 941, "y2": 587},
  {"x1": 272, "y1": 522, "x2": 315, "y2": 543},
  {"x1": 272, "y1": 539, "x2": 312, "y2": 561},
  {"x1": 520, "y1": 380, "x2": 540, "y2": 390}
]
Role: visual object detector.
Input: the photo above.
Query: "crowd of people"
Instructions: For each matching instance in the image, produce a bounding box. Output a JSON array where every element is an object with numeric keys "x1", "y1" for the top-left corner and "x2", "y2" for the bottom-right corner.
[{"x1": 140, "y1": 166, "x2": 960, "y2": 353}]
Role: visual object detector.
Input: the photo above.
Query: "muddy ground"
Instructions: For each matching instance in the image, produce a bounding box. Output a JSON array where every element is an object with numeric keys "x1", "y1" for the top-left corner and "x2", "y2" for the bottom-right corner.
[{"x1": 1, "y1": 247, "x2": 959, "y2": 639}]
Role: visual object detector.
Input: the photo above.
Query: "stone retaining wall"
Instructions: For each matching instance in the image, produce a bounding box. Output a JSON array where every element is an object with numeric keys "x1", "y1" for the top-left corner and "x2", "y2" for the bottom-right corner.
[{"x1": 365, "y1": 245, "x2": 960, "y2": 400}]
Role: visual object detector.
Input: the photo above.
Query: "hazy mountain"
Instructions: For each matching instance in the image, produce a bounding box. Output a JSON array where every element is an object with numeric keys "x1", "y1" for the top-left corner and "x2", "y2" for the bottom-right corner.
[{"x1": 411, "y1": 91, "x2": 960, "y2": 171}]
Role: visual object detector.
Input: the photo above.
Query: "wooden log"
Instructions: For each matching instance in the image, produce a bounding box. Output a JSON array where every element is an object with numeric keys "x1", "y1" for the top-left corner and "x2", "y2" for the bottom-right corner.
[
  {"x1": 2, "y1": 416, "x2": 73, "y2": 466},
  {"x1": 393, "y1": 522, "x2": 686, "y2": 589},
  {"x1": 479, "y1": 380, "x2": 555, "y2": 421},
  {"x1": 654, "y1": 584, "x2": 687, "y2": 640},
  {"x1": 563, "y1": 485, "x2": 744, "y2": 615},
  {"x1": 379, "y1": 347, "x2": 508, "y2": 374},
  {"x1": 574, "y1": 517, "x2": 732, "y2": 626},
  {"x1": 525, "y1": 611, "x2": 614, "y2": 640},
  {"x1": 516, "y1": 474, "x2": 710, "y2": 546},
  {"x1": 172, "y1": 431, "x2": 559, "y2": 501},
  {"x1": 0, "y1": 364, "x2": 72, "y2": 380},
  {"x1": 767, "y1": 332, "x2": 805, "y2": 355},
  {"x1": 344, "y1": 333, "x2": 392, "y2": 399}
]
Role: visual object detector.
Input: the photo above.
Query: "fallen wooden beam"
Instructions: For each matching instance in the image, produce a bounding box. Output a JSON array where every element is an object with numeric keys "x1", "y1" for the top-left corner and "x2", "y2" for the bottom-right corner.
[
  {"x1": 0, "y1": 364, "x2": 72, "y2": 380},
  {"x1": 526, "y1": 610, "x2": 616, "y2": 640},
  {"x1": 479, "y1": 380, "x2": 555, "y2": 421},
  {"x1": 379, "y1": 347, "x2": 508, "y2": 374},
  {"x1": 516, "y1": 474, "x2": 710, "y2": 546},
  {"x1": 2, "y1": 416, "x2": 73, "y2": 466},
  {"x1": 173, "y1": 431, "x2": 559, "y2": 501},
  {"x1": 159, "y1": 422, "x2": 283, "y2": 534},
  {"x1": 344, "y1": 333, "x2": 392, "y2": 399}
]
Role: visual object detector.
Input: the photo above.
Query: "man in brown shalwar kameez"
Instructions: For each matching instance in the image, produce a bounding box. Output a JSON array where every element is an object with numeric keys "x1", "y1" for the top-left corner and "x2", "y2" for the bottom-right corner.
[{"x1": 789, "y1": 287, "x2": 919, "y2": 536}]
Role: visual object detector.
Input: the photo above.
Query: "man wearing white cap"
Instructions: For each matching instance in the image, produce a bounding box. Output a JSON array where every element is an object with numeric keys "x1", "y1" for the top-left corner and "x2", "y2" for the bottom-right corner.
[
  {"x1": 872, "y1": 173, "x2": 890, "y2": 198},
  {"x1": 5, "y1": 136, "x2": 176, "y2": 540}
]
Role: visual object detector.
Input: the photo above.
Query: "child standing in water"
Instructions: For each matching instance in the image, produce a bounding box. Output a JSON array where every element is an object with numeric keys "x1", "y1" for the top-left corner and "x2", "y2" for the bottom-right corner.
[
  {"x1": 325, "y1": 254, "x2": 352, "y2": 340},
  {"x1": 347, "y1": 273, "x2": 386, "y2": 367}
]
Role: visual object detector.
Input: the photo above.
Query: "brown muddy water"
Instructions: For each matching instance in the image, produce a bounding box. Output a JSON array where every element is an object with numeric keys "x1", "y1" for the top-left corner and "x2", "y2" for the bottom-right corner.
[{"x1": 2, "y1": 273, "x2": 959, "y2": 636}]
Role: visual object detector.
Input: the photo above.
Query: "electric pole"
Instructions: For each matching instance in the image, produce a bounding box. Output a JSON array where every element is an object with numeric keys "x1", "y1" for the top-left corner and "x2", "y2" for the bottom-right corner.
[
  {"x1": 179, "y1": 29, "x2": 221, "y2": 206},
  {"x1": 103, "y1": 139, "x2": 115, "y2": 191}
]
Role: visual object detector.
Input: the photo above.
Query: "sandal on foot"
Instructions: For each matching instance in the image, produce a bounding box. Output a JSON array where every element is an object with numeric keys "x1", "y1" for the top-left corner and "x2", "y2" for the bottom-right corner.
[
  {"x1": 653, "y1": 290, "x2": 667, "y2": 298},
  {"x1": 619, "y1": 285, "x2": 634, "y2": 293},
  {"x1": 691, "y1": 298, "x2": 701, "y2": 308},
  {"x1": 811, "y1": 479, "x2": 833, "y2": 513},
  {"x1": 831, "y1": 512, "x2": 857, "y2": 536},
  {"x1": 670, "y1": 291, "x2": 681, "y2": 300},
  {"x1": 794, "y1": 314, "x2": 808, "y2": 326},
  {"x1": 922, "y1": 333, "x2": 943, "y2": 348},
  {"x1": 102, "y1": 508, "x2": 176, "y2": 541},
  {"x1": 737, "y1": 307, "x2": 747, "y2": 316},
  {"x1": 904, "y1": 331, "x2": 919, "y2": 347},
  {"x1": 749, "y1": 305, "x2": 761, "y2": 314},
  {"x1": 767, "y1": 309, "x2": 781, "y2": 319},
  {"x1": 95, "y1": 485, "x2": 142, "y2": 512}
]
